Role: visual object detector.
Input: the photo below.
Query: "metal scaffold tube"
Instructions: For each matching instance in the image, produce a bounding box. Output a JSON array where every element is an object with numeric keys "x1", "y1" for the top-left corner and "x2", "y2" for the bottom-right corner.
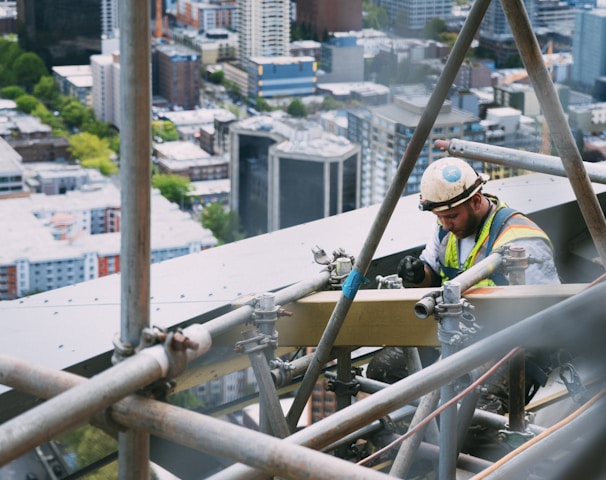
[
  {"x1": 285, "y1": 0, "x2": 494, "y2": 432},
  {"x1": 0, "y1": 267, "x2": 329, "y2": 467},
  {"x1": 472, "y1": 391, "x2": 606, "y2": 480},
  {"x1": 207, "y1": 281, "x2": 606, "y2": 480},
  {"x1": 118, "y1": 0, "x2": 152, "y2": 475},
  {"x1": 2, "y1": 282, "x2": 604, "y2": 477},
  {"x1": 0, "y1": 357, "x2": 392, "y2": 480},
  {"x1": 0, "y1": 324, "x2": 212, "y2": 465},
  {"x1": 500, "y1": 0, "x2": 606, "y2": 267},
  {"x1": 435, "y1": 139, "x2": 606, "y2": 184}
]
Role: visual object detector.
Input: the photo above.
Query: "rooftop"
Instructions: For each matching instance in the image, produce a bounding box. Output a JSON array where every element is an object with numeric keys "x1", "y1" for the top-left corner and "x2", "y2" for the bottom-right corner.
[{"x1": 0, "y1": 183, "x2": 216, "y2": 265}]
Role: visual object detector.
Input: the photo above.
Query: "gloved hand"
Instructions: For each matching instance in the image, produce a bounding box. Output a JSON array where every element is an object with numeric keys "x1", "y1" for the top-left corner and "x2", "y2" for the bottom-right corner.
[{"x1": 397, "y1": 256, "x2": 426, "y2": 284}]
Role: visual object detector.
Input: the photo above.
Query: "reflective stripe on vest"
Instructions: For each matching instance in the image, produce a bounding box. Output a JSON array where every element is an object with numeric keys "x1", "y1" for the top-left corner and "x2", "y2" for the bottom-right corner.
[{"x1": 438, "y1": 201, "x2": 551, "y2": 286}]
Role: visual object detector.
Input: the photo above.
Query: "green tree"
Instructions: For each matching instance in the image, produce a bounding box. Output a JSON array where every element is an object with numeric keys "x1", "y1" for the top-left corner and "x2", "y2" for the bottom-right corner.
[
  {"x1": 287, "y1": 98, "x2": 307, "y2": 118},
  {"x1": 57, "y1": 425, "x2": 118, "y2": 480},
  {"x1": 210, "y1": 69, "x2": 225, "y2": 85},
  {"x1": 152, "y1": 120, "x2": 179, "y2": 142},
  {"x1": 152, "y1": 173, "x2": 192, "y2": 206},
  {"x1": 69, "y1": 132, "x2": 118, "y2": 175},
  {"x1": 33, "y1": 75, "x2": 61, "y2": 108},
  {"x1": 363, "y1": 2, "x2": 389, "y2": 30},
  {"x1": 12, "y1": 52, "x2": 48, "y2": 92},
  {"x1": 32, "y1": 103, "x2": 67, "y2": 135},
  {"x1": 423, "y1": 17, "x2": 446, "y2": 41},
  {"x1": 0, "y1": 39, "x2": 22, "y2": 86},
  {"x1": 255, "y1": 97, "x2": 272, "y2": 112},
  {"x1": 69, "y1": 132, "x2": 111, "y2": 159},
  {"x1": 167, "y1": 389, "x2": 205, "y2": 409},
  {"x1": 223, "y1": 78, "x2": 241, "y2": 99},
  {"x1": 15, "y1": 94, "x2": 40, "y2": 114},
  {"x1": 60, "y1": 99, "x2": 92, "y2": 129},
  {"x1": 201, "y1": 202, "x2": 243, "y2": 244},
  {"x1": 1, "y1": 85, "x2": 25, "y2": 99},
  {"x1": 320, "y1": 95, "x2": 344, "y2": 111}
]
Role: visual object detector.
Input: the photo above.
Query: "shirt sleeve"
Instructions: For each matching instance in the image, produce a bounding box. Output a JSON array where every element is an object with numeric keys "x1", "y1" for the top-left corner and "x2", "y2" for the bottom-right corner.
[
  {"x1": 507, "y1": 237, "x2": 561, "y2": 285},
  {"x1": 419, "y1": 222, "x2": 442, "y2": 276}
]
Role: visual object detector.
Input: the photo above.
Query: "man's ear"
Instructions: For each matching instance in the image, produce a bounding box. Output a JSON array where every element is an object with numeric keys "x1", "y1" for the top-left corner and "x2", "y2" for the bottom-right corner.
[{"x1": 470, "y1": 192, "x2": 483, "y2": 211}]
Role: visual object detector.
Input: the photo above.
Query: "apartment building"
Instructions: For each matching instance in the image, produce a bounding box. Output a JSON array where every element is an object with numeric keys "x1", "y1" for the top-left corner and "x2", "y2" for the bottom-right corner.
[{"x1": 0, "y1": 184, "x2": 216, "y2": 300}]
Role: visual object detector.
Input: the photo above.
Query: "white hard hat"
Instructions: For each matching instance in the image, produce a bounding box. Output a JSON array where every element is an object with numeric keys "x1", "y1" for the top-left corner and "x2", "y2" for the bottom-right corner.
[{"x1": 419, "y1": 157, "x2": 489, "y2": 212}]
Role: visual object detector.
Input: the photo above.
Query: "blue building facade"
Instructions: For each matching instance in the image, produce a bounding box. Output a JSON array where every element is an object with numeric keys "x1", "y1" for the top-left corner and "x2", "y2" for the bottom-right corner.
[{"x1": 247, "y1": 56, "x2": 317, "y2": 98}]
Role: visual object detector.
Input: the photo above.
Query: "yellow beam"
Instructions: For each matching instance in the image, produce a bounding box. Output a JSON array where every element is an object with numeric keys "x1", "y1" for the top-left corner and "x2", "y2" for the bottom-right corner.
[
  {"x1": 268, "y1": 283, "x2": 584, "y2": 347},
  {"x1": 178, "y1": 284, "x2": 585, "y2": 392}
]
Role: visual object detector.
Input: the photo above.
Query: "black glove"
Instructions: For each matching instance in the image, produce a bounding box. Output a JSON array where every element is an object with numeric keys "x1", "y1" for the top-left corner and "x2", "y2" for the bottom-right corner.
[{"x1": 397, "y1": 255, "x2": 426, "y2": 284}]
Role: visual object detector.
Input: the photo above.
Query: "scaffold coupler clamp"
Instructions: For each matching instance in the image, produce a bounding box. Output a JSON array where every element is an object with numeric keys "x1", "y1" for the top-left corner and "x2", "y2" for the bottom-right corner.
[
  {"x1": 376, "y1": 273, "x2": 403, "y2": 289},
  {"x1": 269, "y1": 357, "x2": 295, "y2": 387},
  {"x1": 501, "y1": 245, "x2": 529, "y2": 285},
  {"x1": 312, "y1": 245, "x2": 356, "y2": 289},
  {"x1": 326, "y1": 366, "x2": 363, "y2": 397},
  {"x1": 135, "y1": 326, "x2": 200, "y2": 399},
  {"x1": 249, "y1": 292, "x2": 292, "y2": 352},
  {"x1": 435, "y1": 283, "x2": 479, "y2": 347}
]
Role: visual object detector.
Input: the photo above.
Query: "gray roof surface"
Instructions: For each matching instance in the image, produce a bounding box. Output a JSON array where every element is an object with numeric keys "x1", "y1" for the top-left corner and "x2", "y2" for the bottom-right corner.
[{"x1": 0, "y1": 173, "x2": 604, "y2": 395}]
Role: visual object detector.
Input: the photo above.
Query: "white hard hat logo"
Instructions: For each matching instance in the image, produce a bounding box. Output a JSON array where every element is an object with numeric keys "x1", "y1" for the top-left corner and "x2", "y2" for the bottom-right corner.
[{"x1": 442, "y1": 165, "x2": 462, "y2": 183}]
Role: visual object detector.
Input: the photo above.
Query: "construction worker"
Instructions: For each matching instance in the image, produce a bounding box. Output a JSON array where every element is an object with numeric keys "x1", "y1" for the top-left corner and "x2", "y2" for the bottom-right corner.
[
  {"x1": 394, "y1": 157, "x2": 560, "y2": 460},
  {"x1": 398, "y1": 157, "x2": 560, "y2": 288}
]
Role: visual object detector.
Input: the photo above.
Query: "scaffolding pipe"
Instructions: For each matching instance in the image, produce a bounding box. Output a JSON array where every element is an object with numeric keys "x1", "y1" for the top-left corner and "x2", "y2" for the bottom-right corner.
[
  {"x1": 435, "y1": 139, "x2": 606, "y2": 185},
  {"x1": 501, "y1": 0, "x2": 606, "y2": 267},
  {"x1": 118, "y1": 0, "x2": 152, "y2": 475},
  {"x1": 241, "y1": 329, "x2": 291, "y2": 438},
  {"x1": 0, "y1": 324, "x2": 211, "y2": 465},
  {"x1": 390, "y1": 388, "x2": 441, "y2": 478},
  {"x1": 207, "y1": 281, "x2": 606, "y2": 480},
  {"x1": 0, "y1": 357, "x2": 392, "y2": 480},
  {"x1": 286, "y1": 0, "x2": 493, "y2": 431},
  {"x1": 472, "y1": 392, "x2": 606, "y2": 480},
  {"x1": 2, "y1": 282, "x2": 603, "y2": 475}
]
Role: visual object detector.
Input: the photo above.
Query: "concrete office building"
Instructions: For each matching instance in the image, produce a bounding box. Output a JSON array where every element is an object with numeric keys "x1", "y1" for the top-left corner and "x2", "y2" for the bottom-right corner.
[
  {"x1": 378, "y1": 0, "x2": 453, "y2": 32},
  {"x1": 571, "y1": 8, "x2": 606, "y2": 91},
  {"x1": 478, "y1": 0, "x2": 538, "y2": 67},
  {"x1": 347, "y1": 96, "x2": 485, "y2": 206},
  {"x1": 246, "y1": 56, "x2": 317, "y2": 98},
  {"x1": 237, "y1": 0, "x2": 290, "y2": 63},
  {"x1": 318, "y1": 34, "x2": 364, "y2": 84},
  {"x1": 230, "y1": 115, "x2": 360, "y2": 236}
]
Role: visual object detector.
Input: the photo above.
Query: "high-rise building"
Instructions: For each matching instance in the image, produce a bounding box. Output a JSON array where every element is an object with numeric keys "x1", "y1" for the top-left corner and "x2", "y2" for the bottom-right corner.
[
  {"x1": 176, "y1": 0, "x2": 238, "y2": 32},
  {"x1": 154, "y1": 43, "x2": 201, "y2": 110},
  {"x1": 237, "y1": 0, "x2": 290, "y2": 63},
  {"x1": 230, "y1": 115, "x2": 360, "y2": 236},
  {"x1": 571, "y1": 8, "x2": 606, "y2": 90},
  {"x1": 91, "y1": 53, "x2": 121, "y2": 128},
  {"x1": 295, "y1": 0, "x2": 362, "y2": 40},
  {"x1": 318, "y1": 34, "x2": 364, "y2": 84},
  {"x1": 17, "y1": 0, "x2": 117, "y2": 67},
  {"x1": 478, "y1": 0, "x2": 538, "y2": 67},
  {"x1": 347, "y1": 94, "x2": 485, "y2": 206},
  {"x1": 377, "y1": 0, "x2": 453, "y2": 32}
]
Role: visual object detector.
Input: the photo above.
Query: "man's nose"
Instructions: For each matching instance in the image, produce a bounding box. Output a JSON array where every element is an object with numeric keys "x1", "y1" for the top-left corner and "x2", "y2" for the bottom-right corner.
[{"x1": 441, "y1": 219, "x2": 453, "y2": 231}]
